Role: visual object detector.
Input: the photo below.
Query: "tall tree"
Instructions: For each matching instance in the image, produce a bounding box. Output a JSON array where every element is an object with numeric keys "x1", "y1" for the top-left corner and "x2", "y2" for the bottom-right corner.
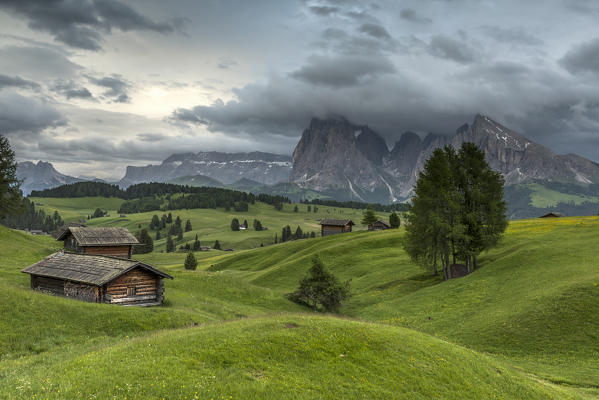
[
  {"x1": 389, "y1": 212, "x2": 401, "y2": 229},
  {"x1": 155, "y1": 230, "x2": 161, "y2": 240},
  {"x1": 184, "y1": 252, "x2": 197, "y2": 270},
  {"x1": 166, "y1": 213, "x2": 173, "y2": 223},
  {"x1": 193, "y1": 234, "x2": 200, "y2": 251},
  {"x1": 231, "y1": 218, "x2": 240, "y2": 231},
  {"x1": 185, "y1": 219, "x2": 192, "y2": 232},
  {"x1": 361, "y1": 205, "x2": 378, "y2": 226},
  {"x1": 0, "y1": 136, "x2": 22, "y2": 218},
  {"x1": 150, "y1": 214, "x2": 160, "y2": 230},
  {"x1": 166, "y1": 235, "x2": 175, "y2": 253},
  {"x1": 213, "y1": 239, "x2": 221, "y2": 250},
  {"x1": 175, "y1": 216, "x2": 182, "y2": 228},
  {"x1": 134, "y1": 229, "x2": 154, "y2": 254}
]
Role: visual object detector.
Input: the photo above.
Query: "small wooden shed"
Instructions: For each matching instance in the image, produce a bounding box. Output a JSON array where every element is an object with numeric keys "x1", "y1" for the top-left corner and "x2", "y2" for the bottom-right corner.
[
  {"x1": 539, "y1": 212, "x2": 565, "y2": 218},
  {"x1": 368, "y1": 220, "x2": 390, "y2": 231},
  {"x1": 319, "y1": 219, "x2": 354, "y2": 237},
  {"x1": 56, "y1": 227, "x2": 139, "y2": 259},
  {"x1": 52, "y1": 222, "x2": 87, "y2": 239},
  {"x1": 22, "y1": 252, "x2": 173, "y2": 306}
]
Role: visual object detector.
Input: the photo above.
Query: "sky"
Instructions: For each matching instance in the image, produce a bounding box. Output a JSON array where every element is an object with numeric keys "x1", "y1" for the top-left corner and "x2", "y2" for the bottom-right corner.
[{"x1": 1, "y1": 0, "x2": 599, "y2": 180}]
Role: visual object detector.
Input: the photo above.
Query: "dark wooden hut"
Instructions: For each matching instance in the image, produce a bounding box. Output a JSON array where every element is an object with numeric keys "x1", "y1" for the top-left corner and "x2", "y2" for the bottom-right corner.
[
  {"x1": 22, "y1": 252, "x2": 173, "y2": 306},
  {"x1": 539, "y1": 212, "x2": 565, "y2": 218},
  {"x1": 368, "y1": 220, "x2": 390, "y2": 231},
  {"x1": 52, "y1": 222, "x2": 87, "y2": 239},
  {"x1": 56, "y1": 227, "x2": 138, "y2": 259},
  {"x1": 319, "y1": 219, "x2": 354, "y2": 237}
]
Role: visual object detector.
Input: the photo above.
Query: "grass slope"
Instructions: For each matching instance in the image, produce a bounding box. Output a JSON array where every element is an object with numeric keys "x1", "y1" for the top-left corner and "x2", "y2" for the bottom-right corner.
[
  {"x1": 30, "y1": 197, "x2": 378, "y2": 251},
  {"x1": 204, "y1": 217, "x2": 599, "y2": 388},
  {"x1": 1, "y1": 316, "x2": 576, "y2": 399}
]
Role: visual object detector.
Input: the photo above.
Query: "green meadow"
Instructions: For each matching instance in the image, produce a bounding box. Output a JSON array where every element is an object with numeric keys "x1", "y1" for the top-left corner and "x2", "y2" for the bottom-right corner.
[{"x1": 1, "y1": 198, "x2": 598, "y2": 399}]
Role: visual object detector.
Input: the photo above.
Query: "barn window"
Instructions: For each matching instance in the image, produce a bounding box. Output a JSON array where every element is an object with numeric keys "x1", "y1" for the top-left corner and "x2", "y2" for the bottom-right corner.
[{"x1": 127, "y1": 286, "x2": 136, "y2": 296}]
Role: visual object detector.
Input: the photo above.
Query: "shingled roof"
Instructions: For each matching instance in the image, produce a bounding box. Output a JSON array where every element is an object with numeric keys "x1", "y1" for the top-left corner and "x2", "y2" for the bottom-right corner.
[
  {"x1": 56, "y1": 227, "x2": 139, "y2": 246},
  {"x1": 319, "y1": 219, "x2": 355, "y2": 226},
  {"x1": 22, "y1": 252, "x2": 172, "y2": 286}
]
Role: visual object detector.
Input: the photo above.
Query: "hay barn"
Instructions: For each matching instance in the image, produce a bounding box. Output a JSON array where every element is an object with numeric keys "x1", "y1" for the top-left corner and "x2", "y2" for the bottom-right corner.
[
  {"x1": 319, "y1": 219, "x2": 354, "y2": 236},
  {"x1": 57, "y1": 227, "x2": 139, "y2": 259},
  {"x1": 369, "y1": 220, "x2": 390, "y2": 231},
  {"x1": 22, "y1": 252, "x2": 173, "y2": 306}
]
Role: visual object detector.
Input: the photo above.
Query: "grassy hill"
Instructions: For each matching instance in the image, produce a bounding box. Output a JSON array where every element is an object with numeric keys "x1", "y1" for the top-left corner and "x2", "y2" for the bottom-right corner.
[
  {"x1": 30, "y1": 197, "x2": 375, "y2": 251},
  {"x1": 1, "y1": 206, "x2": 598, "y2": 398}
]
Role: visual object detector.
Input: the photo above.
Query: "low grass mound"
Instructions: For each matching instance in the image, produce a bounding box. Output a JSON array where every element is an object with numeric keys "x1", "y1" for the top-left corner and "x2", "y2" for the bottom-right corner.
[
  {"x1": 204, "y1": 217, "x2": 599, "y2": 387},
  {"x1": 0, "y1": 315, "x2": 576, "y2": 399}
]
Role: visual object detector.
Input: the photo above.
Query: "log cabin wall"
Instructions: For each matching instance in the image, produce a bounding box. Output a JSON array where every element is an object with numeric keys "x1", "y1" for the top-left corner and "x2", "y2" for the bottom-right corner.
[
  {"x1": 84, "y1": 245, "x2": 132, "y2": 259},
  {"x1": 31, "y1": 275, "x2": 65, "y2": 295},
  {"x1": 104, "y1": 268, "x2": 159, "y2": 305},
  {"x1": 30, "y1": 276, "x2": 98, "y2": 302},
  {"x1": 64, "y1": 236, "x2": 81, "y2": 253}
]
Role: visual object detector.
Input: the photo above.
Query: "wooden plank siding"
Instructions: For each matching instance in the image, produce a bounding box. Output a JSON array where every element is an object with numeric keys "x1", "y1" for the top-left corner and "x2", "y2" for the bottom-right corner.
[
  {"x1": 84, "y1": 245, "x2": 132, "y2": 259},
  {"x1": 104, "y1": 268, "x2": 158, "y2": 304}
]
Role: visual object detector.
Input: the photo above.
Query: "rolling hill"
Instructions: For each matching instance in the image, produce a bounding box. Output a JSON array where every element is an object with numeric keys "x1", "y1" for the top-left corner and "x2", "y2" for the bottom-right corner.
[{"x1": 1, "y1": 203, "x2": 598, "y2": 398}]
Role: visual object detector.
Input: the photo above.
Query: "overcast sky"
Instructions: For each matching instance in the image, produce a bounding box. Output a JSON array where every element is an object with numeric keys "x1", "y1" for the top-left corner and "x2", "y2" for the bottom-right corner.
[{"x1": 1, "y1": 0, "x2": 599, "y2": 179}]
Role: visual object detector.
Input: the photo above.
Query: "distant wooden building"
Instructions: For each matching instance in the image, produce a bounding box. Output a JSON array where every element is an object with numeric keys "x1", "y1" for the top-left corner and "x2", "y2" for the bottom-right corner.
[
  {"x1": 539, "y1": 212, "x2": 565, "y2": 218},
  {"x1": 56, "y1": 227, "x2": 139, "y2": 259},
  {"x1": 319, "y1": 219, "x2": 354, "y2": 237},
  {"x1": 22, "y1": 252, "x2": 173, "y2": 306},
  {"x1": 368, "y1": 220, "x2": 390, "y2": 231}
]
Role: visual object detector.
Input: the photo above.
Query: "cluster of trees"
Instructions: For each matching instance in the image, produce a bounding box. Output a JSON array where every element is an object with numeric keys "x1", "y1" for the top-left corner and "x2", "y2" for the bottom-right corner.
[
  {"x1": 133, "y1": 229, "x2": 154, "y2": 254},
  {"x1": 0, "y1": 198, "x2": 64, "y2": 233},
  {"x1": 360, "y1": 206, "x2": 401, "y2": 228},
  {"x1": 149, "y1": 213, "x2": 191, "y2": 241},
  {"x1": 32, "y1": 181, "x2": 290, "y2": 214},
  {"x1": 230, "y1": 218, "x2": 249, "y2": 231},
  {"x1": 184, "y1": 252, "x2": 197, "y2": 270},
  {"x1": 276, "y1": 225, "x2": 316, "y2": 243},
  {"x1": 404, "y1": 143, "x2": 507, "y2": 279},
  {"x1": 303, "y1": 199, "x2": 409, "y2": 212},
  {"x1": 0, "y1": 136, "x2": 24, "y2": 220},
  {"x1": 88, "y1": 208, "x2": 107, "y2": 219},
  {"x1": 253, "y1": 219, "x2": 264, "y2": 231},
  {"x1": 286, "y1": 256, "x2": 351, "y2": 312},
  {"x1": 305, "y1": 205, "x2": 319, "y2": 213}
]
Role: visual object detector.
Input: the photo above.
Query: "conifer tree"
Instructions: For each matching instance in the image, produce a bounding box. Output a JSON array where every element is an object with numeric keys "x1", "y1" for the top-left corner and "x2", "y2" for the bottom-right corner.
[
  {"x1": 184, "y1": 252, "x2": 197, "y2": 270},
  {"x1": 166, "y1": 235, "x2": 175, "y2": 253},
  {"x1": 185, "y1": 219, "x2": 192, "y2": 232},
  {"x1": 231, "y1": 218, "x2": 240, "y2": 231},
  {"x1": 243, "y1": 219, "x2": 248, "y2": 229},
  {"x1": 0, "y1": 135, "x2": 22, "y2": 218},
  {"x1": 175, "y1": 216, "x2": 182, "y2": 228},
  {"x1": 150, "y1": 214, "x2": 160, "y2": 230},
  {"x1": 155, "y1": 230, "x2": 161, "y2": 240},
  {"x1": 177, "y1": 229, "x2": 183, "y2": 241},
  {"x1": 389, "y1": 212, "x2": 401, "y2": 228},
  {"x1": 193, "y1": 234, "x2": 200, "y2": 251},
  {"x1": 213, "y1": 239, "x2": 221, "y2": 250},
  {"x1": 295, "y1": 225, "x2": 303, "y2": 239},
  {"x1": 294, "y1": 205, "x2": 298, "y2": 212},
  {"x1": 166, "y1": 213, "x2": 173, "y2": 223},
  {"x1": 361, "y1": 205, "x2": 378, "y2": 226}
]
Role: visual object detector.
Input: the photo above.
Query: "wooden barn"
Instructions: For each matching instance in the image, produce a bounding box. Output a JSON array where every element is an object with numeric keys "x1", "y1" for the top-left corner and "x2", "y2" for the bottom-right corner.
[
  {"x1": 52, "y1": 222, "x2": 87, "y2": 239},
  {"x1": 539, "y1": 212, "x2": 565, "y2": 218},
  {"x1": 319, "y1": 219, "x2": 354, "y2": 237},
  {"x1": 368, "y1": 220, "x2": 390, "y2": 231},
  {"x1": 56, "y1": 227, "x2": 139, "y2": 259},
  {"x1": 22, "y1": 252, "x2": 173, "y2": 306}
]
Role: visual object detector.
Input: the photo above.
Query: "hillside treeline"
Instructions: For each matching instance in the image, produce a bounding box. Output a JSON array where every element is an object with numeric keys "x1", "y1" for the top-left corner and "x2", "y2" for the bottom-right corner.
[
  {"x1": 0, "y1": 199, "x2": 63, "y2": 232},
  {"x1": 303, "y1": 198, "x2": 409, "y2": 212},
  {"x1": 504, "y1": 185, "x2": 599, "y2": 219}
]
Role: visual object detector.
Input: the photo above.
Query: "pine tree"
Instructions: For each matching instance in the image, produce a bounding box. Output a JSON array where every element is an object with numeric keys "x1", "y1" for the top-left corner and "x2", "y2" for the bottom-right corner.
[
  {"x1": 253, "y1": 219, "x2": 263, "y2": 231},
  {"x1": 0, "y1": 135, "x2": 22, "y2": 218},
  {"x1": 160, "y1": 214, "x2": 167, "y2": 229},
  {"x1": 213, "y1": 240, "x2": 221, "y2": 250},
  {"x1": 310, "y1": 231, "x2": 316, "y2": 238},
  {"x1": 193, "y1": 234, "x2": 201, "y2": 251},
  {"x1": 175, "y1": 216, "x2": 182, "y2": 228},
  {"x1": 294, "y1": 205, "x2": 298, "y2": 212},
  {"x1": 185, "y1": 219, "x2": 192, "y2": 232},
  {"x1": 243, "y1": 219, "x2": 248, "y2": 229},
  {"x1": 177, "y1": 229, "x2": 183, "y2": 241},
  {"x1": 184, "y1": 252, "x2": 197, "y2": 270},
  {"x1": 166, "y1": 213, "x2": 173, "y2": 223},
  {"x1": 166, "y1": 235, "x2": 175, "y2": 253},
  {"x1": 389, "y1": 212, "x2": 401, "y2": 228},
  {"x1": 150, "y1": 214, "x2": 160, "y2": 230},
  {"x1": 134, "y1": 229, "x2": 154, "y2": 254},
  {"x1": 295, "y1": 225, "x2": 303, "y2": 239},
  {"x1": 155, "y1": 230, "x2": 161, "y2": 240},
  {"x1": 231, "y1": 218, "x2": 240, "y2": 231},
  {"x1": 274, "y1": 234, "x2": 278, "y2": 244},
  {"x1": 361, "y1": 205, "x2": 378, "y2": 226}
]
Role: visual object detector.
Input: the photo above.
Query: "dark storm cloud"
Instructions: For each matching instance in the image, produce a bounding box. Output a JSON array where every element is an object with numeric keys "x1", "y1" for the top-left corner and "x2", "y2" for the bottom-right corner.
[
  {"x1": 309, "y1": 5, "x2": 339, "y2": 16},
  {"x1": 0, "y1": 74, "x2": 40, "y2": 90},
  {"x1": 0, "y1": 0, "x2": 180, "y2": 51},
  {"x1": 428, "y1": 35, "x2": 479, "y2": 64},
  {"x1": 52, "y1": 80, "x2": 94, "y2": 100},
  {"x1": 480, "y1": 26, "x2": 543, "y2": 46},
  {"x1": 560, "y1": 38, "x2": 599, "y2": 74},
  {"x1": 0, "y1": 91, "x2": 66, "y2": 135},
  {"x1": 290, "y1": 54, "x2": 395, "y2": 87},
  {"x1": 399, "y1": 8, "x2": 432, "y2": 24},
  {"x1": 87, "y1": 74, "x2": 131, "y2": 102},
  {"x1": 358, "y1": 22, "x2": 391, "y2": 40}
]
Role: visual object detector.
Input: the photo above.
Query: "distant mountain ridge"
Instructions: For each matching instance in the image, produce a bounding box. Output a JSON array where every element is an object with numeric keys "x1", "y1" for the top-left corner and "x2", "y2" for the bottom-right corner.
[
  {"x1": 291, "y1": 115, "x2": 599, "y2": 202},
  {"x1": 119, "y1": 151, "x2": 292, "y2": 188},
  {"x1": 16, "y1": 161, "x2": 82, "y2": 195}
]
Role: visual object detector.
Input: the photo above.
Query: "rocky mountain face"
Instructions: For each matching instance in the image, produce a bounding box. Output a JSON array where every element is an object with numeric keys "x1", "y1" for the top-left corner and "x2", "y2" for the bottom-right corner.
[
  {"x1": 119, "y1": 151, "x2": 292, "y2": 188},
  {"x1": 16, "y1": 161, "x2": 81, "y2": 195},
  {"x1": 291, "y1": 115, "x2": 599, "y2": 202}
]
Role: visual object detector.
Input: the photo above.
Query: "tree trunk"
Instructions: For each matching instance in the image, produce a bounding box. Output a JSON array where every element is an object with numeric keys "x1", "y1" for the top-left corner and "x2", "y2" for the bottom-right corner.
[
  {"x1": 473, "y1": 255, "x2": 478, "y2": 270},
  {"x1": 466, "y1": 256, "x2": 471, "y2": 274},
  {"x1": 433, "y1": 253, "x2": 438, "y2": 276}
]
